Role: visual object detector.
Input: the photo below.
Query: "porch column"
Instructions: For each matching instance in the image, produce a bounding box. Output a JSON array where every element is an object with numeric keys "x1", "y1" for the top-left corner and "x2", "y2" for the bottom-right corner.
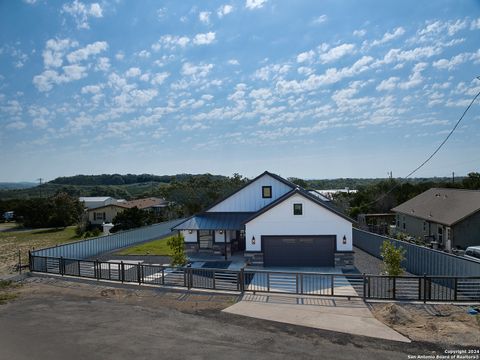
[{"x1": 224, "y1": 230, "x2": 227, "y2": 260}]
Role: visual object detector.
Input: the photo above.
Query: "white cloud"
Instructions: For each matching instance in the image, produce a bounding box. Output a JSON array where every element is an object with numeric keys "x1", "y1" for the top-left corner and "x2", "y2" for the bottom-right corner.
[
  {"x1": 245, "y1": 0, "x2": 267, "y2": 10},
  {"x1": 371, "y1": 27, "x2": 405, "y2": 47},
  {"x1": 254, "y1": 63, "x2": 290, "y2": 81},
  {"x1": 95, "y1": 57, "x2": 110, "y2": 72},
  {"x1": 115, "y1": 52, "x2": 125, "y2": 60},
  {"x1": 398, "y1": 62, "x2": 428, "y2": 90},
  {"x1": 353, "y1": 29, "x2": 366, "y2": 37},
  {"x1": 62, "y1": 0, "x2": 103, "y2": 29},
  {"x1": 81, "y1": 85, "x2": 102, "y2": 94},
  {"x1": 137, "y1": 50, "x2": 151, "y2": 58},
  {"x1": 6, "y1": 121, "x2": 26, "y2": 130},
  {"x1": 433, "y1": 50, "x2": 480, "y2": 70},
  {"x1": 152, "y1": 35, "x2": 190, "y2": 51},
  {"x1": 151, "y1": 72, "x2": 170, "y2": 85},
  {"x1": 217, "y1": 4, "x2": 233, "y2": 18},
  {"x1": 32, "y1": 118, "x2": 49, "y2": 129},
  {"x1": 125, "y1": 67, "x2": 141, "y2": 78},
  {"x1": 193, "y1": 32, "x2": 216, "y2": 45},
  {"x1": 471, "y1": 18, "x2": 480, "y2": 30},
  {"x1": 311, "y1": 15, "x2": 327, "y2": 25},
  {"x1": 23, "y1": 0, "x2": 37, "y2": 4},
  {"x1": 42, "y1": 38, "x2": 78, "y2": 68},
  {"x1": 228, "y1": 59, "x2": 240, "y2": 65},
  {"x1": 199, "y1": 11, "x2": 211, "y2": 24},
  {"x1": 181, "y1": 62, "x2": 214, "y2": 78},
  {"x1": 319, "y1": 43, "x2": 355, "y2": 63},
  {"x1": 296, "y1": 50, "x2": 315, "y2": 63},
  {"x1": 376, "y1": 77, "x2": 399, "y2": 91},
  {"x1": 33, "y1": 64, "x2": 87, "y2": 92},
  {"x1": 66, "y1": 41, "x2": 108, "y2": 63}
]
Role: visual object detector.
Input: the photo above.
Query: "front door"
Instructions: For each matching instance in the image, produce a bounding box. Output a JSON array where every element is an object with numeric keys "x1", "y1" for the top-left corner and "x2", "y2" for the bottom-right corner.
[
  {"x1": 237, "y1": 230, "x2": 246, "y2": 251},
  {"x1": 198, "y1": 230, "x2": 213, "y2": 249}
]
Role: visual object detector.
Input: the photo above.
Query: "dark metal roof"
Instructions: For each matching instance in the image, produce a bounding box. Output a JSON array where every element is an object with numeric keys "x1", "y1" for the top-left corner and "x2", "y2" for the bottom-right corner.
[
  {"x1": 243, "y1": 187, "x2": 355, "y2": 224},
  {"x1": 172, "y1": 212, "x2": 255, "y2": 230},
  {"x1": 392, "y1": 188, "x2": 480, "y2": 226}
]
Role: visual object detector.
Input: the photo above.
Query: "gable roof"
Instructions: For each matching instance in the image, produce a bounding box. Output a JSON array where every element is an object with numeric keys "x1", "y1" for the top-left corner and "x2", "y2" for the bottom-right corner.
[
  {"x1": 391, "y1": 188, "x2": 480, "y2": 226},
  {"x1": 243, "y1": 187, "x2": 355, "y2": 224},
  {"x1": 86, "y1": 203, "x2": 129, "y2": 212},
  {"x1": 122, "y1": 197, "x2": 167, "y2": 209},
  {"x1": 203, "y1": 171, "x2": 296, "y2": 212}
]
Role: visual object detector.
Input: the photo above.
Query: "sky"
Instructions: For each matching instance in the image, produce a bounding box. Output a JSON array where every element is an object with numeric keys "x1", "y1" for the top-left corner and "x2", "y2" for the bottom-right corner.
[{"x1": 0, "y1": 0, "x2": 480, "y2": 182}]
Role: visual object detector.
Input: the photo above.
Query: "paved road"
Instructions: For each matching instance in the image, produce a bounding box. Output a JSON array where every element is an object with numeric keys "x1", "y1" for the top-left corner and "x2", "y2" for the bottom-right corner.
[{"x1": 0, "y1": 278, "x2": 442, "y2": 360}]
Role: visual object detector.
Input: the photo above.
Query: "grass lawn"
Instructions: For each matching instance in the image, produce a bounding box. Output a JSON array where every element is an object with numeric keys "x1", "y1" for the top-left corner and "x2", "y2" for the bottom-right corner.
[
  {"x1": 0, "y1": 224, "x2": 84, "y2": 275},
  {"x1": 116, "y1": 236, "x2": 175, "y2": 256}
]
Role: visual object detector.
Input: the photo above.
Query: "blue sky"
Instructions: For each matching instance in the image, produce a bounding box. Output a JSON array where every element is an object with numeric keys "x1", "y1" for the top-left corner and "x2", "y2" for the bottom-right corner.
[{"x1": 1, "y1": 0, "x2": 479, "y2": 181}]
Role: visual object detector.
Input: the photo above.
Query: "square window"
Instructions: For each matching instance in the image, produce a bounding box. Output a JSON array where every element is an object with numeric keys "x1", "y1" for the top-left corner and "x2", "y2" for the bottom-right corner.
[
  {"x1": 262, "y1": 186, "x2": 272, "y2": 198},
  {"x1": 293, "y1": 203, "x2": 303, "y2": 215}
]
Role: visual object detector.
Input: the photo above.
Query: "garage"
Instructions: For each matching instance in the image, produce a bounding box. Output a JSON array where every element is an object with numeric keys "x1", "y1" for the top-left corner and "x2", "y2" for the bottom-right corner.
[{"x1": 262, "y1": 235, "x2": 335, "y2": 267}]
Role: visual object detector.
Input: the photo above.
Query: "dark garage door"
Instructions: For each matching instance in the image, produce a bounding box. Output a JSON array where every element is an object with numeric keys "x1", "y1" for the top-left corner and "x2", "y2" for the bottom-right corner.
[{"x1": 262, "y1": 235, "x2": 335, "y2": 267}]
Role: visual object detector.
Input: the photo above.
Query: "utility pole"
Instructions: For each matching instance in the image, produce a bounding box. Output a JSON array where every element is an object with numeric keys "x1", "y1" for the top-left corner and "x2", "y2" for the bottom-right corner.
[
  {"x1": 388, "y1": 171, "x2": 393, "y2": 180},
  {"x1": 37, "y1": 178, "x2": 43, "y2": 198},
  {"x1": 452, "y1": 171, "x2": 455, "y2": 184}
]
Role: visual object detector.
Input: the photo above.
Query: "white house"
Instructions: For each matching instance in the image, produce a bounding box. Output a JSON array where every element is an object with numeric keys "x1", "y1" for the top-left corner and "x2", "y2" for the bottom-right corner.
[
  {"x1": 173, "y1": 171, "x2": 354, "y2": 268},
  {"x1": 79, "y1": 196, "x2": 117, "y2": 209}
]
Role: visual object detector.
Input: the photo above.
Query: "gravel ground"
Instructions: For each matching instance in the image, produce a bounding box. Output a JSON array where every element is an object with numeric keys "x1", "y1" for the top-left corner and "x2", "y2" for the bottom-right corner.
[{"x1": 353, "y1": 246, "x2": 412, "y2": 275}]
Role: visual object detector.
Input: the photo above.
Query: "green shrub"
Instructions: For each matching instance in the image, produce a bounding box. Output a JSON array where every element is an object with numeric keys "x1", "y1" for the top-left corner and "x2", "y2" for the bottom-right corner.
[
  {"x1": 167, "y1": 233, "x2": 187, "y2": 266},
  {"x1": 380, "y1": 240, "x2": 406, "y2": 276}
]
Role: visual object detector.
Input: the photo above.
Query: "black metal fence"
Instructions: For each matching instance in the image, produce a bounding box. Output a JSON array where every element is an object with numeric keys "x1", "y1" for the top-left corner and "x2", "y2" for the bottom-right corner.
[{"x1": 30, "y1": 254, "x2": 480, "y2": 303}]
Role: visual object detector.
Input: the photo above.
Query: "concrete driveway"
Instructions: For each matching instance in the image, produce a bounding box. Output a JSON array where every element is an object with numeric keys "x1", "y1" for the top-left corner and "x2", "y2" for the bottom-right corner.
[{"x1": 223, "y1": 293, "x2": 410, "y2": 343}]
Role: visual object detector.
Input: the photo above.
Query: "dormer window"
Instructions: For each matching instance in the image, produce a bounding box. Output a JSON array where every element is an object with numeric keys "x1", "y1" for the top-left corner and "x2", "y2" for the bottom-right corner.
[{"x1": 262, "y1": 186, "x2": 272, "y2": 198}]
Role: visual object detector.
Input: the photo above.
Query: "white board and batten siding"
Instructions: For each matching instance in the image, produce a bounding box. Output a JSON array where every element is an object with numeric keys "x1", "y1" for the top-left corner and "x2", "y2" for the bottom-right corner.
[
  {"x1": 245, "y1": 193, "x2": 352, "y2": 252},
  {"x1": 181, "y1": 230, "x2": 234, "y2": 243},
  {"x1": 207, "y1": 174, "x2": 292, "y2": 212}
]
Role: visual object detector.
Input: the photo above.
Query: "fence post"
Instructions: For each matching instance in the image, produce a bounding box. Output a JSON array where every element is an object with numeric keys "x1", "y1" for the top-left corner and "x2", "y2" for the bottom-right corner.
[
  {"x1": 212, "y1": 270, "x2": 216, "y2": 290},
  {"x1": 392, "y1": 276, "x2": 396, "y2": 300},
  {"x1": 454, "y1": 277, "x2": 458, "y2": 301},
  {"x1": 18, "y1": 250, "x2": 21, "y2": 274},
  {"x1": 331, "y1": 274, "x2": 335, "y2": 296},
  {"x1": 137, "y1": 264, "x2": 142, "y2": 285},
  {"x1": 267, "y1": 272, "x2": 270, "y2": 293},
  {"x1": 300, "y1": 273, "x2": 304, "y2": 294},
  {"x1": 60, "y1": 257, "x2": 64, "y2": 276},
  {"x1": 362, "y1": 273, "x2": 366, "y2": 300},
  {"x1": 240, "y1": 268, "x2": 245, "y2": 293},
  {"x1": 28, "y1": 250, "x2": 32, "y2": 272},
  {"x1": 121, "y1": 261, "x2": 124, "y2": 283},
  {"x1": 423, "y1": 273, "x2": 427, "y2": 303},
  {"x1": 368, "y1": 276, "x2": 371, "y2": 298},
  {"x1": 162, "y1": 267, "x2": 165, "y2": 285}
]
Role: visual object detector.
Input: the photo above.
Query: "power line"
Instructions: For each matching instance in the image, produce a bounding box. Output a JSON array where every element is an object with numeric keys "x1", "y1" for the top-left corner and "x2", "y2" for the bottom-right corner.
[{"x1": 363, "y1": 77, "x2": 480, "y2": 208}]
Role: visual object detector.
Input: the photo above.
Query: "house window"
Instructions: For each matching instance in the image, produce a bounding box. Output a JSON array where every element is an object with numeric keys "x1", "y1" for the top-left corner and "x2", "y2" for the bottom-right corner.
[
  {"x1": 438, "y1": 226, "x2": 443, "y2": 243},
  {"x1": 293, "y1": 203, "x2": 303, "y2": 215},
  {"x1": 423, "y1": 222, "x2": 426, "y2": 232},
  {"x1": 262, "y1": 186, "x2": 272, "y2": 198},
  {"x1": 94, "y1": 212, "x2": 105, "y2": 221},
  {"x1": 402, "y1": 216, "x2": 406, "y2": 230}
]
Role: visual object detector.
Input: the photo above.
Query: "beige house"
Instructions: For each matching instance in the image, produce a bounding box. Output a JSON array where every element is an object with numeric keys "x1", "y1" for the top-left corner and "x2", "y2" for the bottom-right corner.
[{"x1": 86, "y1": 197, "x2": 169, "y2": 225}]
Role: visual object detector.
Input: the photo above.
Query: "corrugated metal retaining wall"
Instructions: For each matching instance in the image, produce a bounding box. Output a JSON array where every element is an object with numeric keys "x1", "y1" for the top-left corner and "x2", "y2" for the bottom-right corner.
[
  {"x1": 31, "y1": 218, "x2": 185, "y2": 259},
  {"x1": 353, "y1": 228, "x2": 480, "y2": 277}
]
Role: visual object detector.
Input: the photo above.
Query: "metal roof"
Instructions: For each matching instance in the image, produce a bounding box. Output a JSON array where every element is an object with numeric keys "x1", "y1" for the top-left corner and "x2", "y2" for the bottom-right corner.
[
  {"x1": 173, "y1": 212, "x2": 255, "y2": 230},
  {"x1": 392, "y1": 188, "x2": 480, "y2": 226}
]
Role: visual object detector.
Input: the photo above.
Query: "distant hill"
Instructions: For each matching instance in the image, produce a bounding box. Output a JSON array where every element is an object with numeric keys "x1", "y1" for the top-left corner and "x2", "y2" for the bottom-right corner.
[
  {"x1": 0, "y1": 182, "x2": 37, "y2": 190},
  {"x1": 305, "y1": 177, "x2": 464, "y2": 190}
]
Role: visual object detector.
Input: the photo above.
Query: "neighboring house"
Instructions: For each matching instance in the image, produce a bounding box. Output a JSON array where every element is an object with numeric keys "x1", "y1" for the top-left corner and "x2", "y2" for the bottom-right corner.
[
  {"x1": 173, "y1": 171, "x2": 354, "y2": 268},
  {"x1": 87, "y1": 204, "x2": 129, "y2": 225},
  {"x1": 79, "y1": 196, "x2": 117, "y2": 209},
  {"x1": 86, "y1": 197, "x2": 168, "y2": 225},
  {"x1": 392, "y1": 188, "x2": 480, "y2": 250}
]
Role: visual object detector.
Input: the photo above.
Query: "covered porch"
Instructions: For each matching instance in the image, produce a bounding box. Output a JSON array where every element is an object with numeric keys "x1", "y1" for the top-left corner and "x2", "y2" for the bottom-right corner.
[{"x1": 173, "y1": 212, "x2": 254, "y2": 259}]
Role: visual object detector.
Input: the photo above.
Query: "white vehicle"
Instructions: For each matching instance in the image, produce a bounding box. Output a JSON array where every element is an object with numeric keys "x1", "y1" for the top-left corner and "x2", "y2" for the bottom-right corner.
[{"x1": 464, "y1": 246, "x2": 480, "y2": 262}]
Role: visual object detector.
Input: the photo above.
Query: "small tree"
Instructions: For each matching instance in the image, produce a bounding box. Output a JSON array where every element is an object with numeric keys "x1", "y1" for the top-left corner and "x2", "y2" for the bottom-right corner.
[
  {"x1": 167, "y1": 233, "x2": 187, "y2": 266},
  {"x1": 380, "y1": 240, "x2": 406, "y2": 276}
]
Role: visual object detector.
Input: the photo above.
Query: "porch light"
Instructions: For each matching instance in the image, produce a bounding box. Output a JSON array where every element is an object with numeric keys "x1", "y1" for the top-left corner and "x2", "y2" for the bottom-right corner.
[
  {"x1": 219, "y1": 230, "x2": 224, "y2": 234},
  {"x1": 251, "y1": 236, "x2": 256, "y2": 245},
  {"x1": 188, "y1": 230, "x2": 193, "y2": 234},
  {"x1": 342, "y1": 235, "x2": 347, "y2": 244}
]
